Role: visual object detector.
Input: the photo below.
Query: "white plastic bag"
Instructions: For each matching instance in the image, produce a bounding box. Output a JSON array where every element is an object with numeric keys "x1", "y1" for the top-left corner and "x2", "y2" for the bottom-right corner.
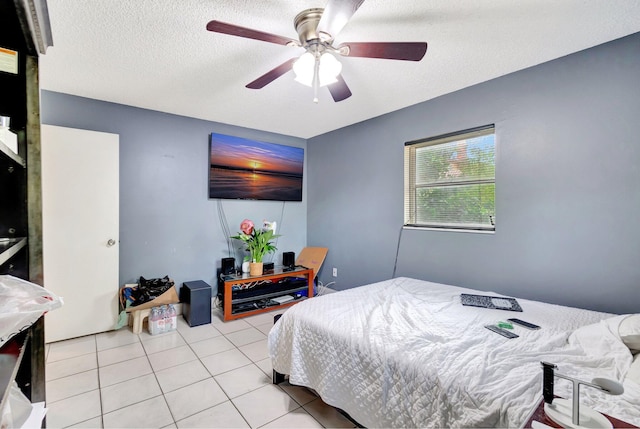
[
  {"x1": 0, "y1": 275, "x2": 63, "y2": 347},
  {"x1": 0, "y1": 382, "x2": 47, "y2": 429}
]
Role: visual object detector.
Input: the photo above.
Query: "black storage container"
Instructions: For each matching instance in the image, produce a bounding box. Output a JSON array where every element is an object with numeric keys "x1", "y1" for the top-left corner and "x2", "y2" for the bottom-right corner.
[{"x1": 181, "y1": 280, "x2": 212, "y2": 326}]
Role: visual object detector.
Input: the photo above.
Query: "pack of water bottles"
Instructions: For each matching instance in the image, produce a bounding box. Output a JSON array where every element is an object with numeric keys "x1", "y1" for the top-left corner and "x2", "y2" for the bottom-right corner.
[{"x1": 148, "y1": 304, "x2": 177, "y2": 335}]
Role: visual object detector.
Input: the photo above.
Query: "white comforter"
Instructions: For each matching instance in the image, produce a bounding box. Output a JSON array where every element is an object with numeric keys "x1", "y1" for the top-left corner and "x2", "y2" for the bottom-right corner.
[{"x1": 268, "y1": 277, "x2": 640, "y2": 428}]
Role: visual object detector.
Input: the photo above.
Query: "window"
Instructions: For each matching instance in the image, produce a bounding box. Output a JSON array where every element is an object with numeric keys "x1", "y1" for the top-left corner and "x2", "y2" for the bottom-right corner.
[{"x1": 404, "y1": 125, "x2": 495, "y2": 231}]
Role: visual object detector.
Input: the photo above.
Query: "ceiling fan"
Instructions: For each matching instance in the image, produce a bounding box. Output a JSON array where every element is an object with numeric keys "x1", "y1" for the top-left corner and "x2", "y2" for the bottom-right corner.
[{"x1": 206, "y1": 0, "x2": 428, "y2": 103}]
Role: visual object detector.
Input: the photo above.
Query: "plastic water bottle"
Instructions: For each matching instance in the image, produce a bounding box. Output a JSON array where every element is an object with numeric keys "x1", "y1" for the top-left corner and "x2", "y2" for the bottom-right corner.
[
  {"x1": 158, "y1": 305, "x2": 167, "y2": 334},
  {"x1": 164, "y1": 305, "x2": 171, "y2": 332},
  {"x1": 149, "y1": 307, "x2": 160, "y2": 335},
  {"x1": 167, "y1": 304, "x2": 177, "y2": 331}
]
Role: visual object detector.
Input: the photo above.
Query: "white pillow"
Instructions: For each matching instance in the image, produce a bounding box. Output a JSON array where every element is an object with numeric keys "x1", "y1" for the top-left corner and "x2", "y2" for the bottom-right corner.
[
  {"x1": 626, "y1": 354, "x2": 640, "y2": 385},
  {"x1": 619, "y1": 314, "x2": 640, "y2": 352}
]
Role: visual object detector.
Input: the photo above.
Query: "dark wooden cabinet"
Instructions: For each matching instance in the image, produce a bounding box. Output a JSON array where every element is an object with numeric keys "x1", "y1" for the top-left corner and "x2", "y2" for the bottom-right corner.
[{"x1": 0, "y1": 0, "x2": 51, "y2": 419}]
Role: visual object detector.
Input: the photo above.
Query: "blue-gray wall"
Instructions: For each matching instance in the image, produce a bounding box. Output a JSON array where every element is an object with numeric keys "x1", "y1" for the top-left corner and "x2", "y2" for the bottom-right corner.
[
  {"x1": 40, "y1": 94, "x2": 307, "y2": 293},
  {"x1": 307, "y1": 32, "x2": 640, "y2": 314},
  {"x1": 40, "y1": 32, "x2": 639, "y2": 314}
]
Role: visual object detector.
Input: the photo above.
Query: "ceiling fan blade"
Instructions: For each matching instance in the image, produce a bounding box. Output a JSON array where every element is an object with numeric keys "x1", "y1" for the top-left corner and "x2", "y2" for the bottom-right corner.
[
  {"x1": 339, "y1": 42, "x2": 428, "y2": 61},
  {"x1": 327, "y1": 74, "x2": 352, "y2": 102},
  {"x1": 246, "y1": 58, "x2": 297, "y2": 89},
  {"x1": 207, "y1": 20, "x2": 296, "y2": 46},
  {"x1": 317, "y1": 0, "x2": 366, "y2": 40}
]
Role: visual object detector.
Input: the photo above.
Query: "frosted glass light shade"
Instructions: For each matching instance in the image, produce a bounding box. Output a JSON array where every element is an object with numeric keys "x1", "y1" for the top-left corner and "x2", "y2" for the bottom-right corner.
[
  {"x1": 319, "y1": 52, "x2": 342, "y2": 86},
  {"x1": 293, "y1": 52, "x2": 342, "y2": 87},
  {"x1": 293, "y1": 52, "x2": 315, "y2": 86}
]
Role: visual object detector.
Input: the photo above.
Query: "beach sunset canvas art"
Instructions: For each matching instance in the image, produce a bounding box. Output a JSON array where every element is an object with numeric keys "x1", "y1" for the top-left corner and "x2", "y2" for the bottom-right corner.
[{"x1": 209, "y1": 133, "x2": 304, "y2": 201}]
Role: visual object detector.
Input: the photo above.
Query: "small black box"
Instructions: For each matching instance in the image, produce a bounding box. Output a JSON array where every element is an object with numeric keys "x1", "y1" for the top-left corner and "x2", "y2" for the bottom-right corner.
[
  {"x1": 283, "y1": 251, "x2": 295, "y2": 268},
  {"x1": 181, "y1": 280, "x2": 212, "y2": 327},
  {"x1": 263, "y1": 262, "x2": 274, "y2": 273},
  {"x1": 221, "y1": 257, "x2": 235, "y2": 275}
]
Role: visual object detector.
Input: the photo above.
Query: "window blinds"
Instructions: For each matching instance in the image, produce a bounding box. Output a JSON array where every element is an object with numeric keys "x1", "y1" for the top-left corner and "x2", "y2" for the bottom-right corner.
[{"x1": 404, "y1": 125, "x2": 495, "y2": 231}]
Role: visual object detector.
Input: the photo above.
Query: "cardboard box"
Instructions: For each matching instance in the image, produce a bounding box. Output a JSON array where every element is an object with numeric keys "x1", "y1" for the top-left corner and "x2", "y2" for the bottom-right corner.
[{"x1": 296, "y1": 247, "x2": 328, "y2": 279}]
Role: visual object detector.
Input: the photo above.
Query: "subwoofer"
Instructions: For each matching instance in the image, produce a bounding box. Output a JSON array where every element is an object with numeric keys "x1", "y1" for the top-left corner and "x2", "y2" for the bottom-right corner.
[
  {"x1": 221, "y1": 257, "x2": 235, "y2": 275},
  {"x1": 282, "y1": 251, "x2": 295, "y2": 269}
]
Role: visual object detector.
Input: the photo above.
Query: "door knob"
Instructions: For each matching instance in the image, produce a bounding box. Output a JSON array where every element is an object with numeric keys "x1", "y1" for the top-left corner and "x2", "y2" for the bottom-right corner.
[{"x1": 107, "y1": 239, "x2": 116, "y2": 247}]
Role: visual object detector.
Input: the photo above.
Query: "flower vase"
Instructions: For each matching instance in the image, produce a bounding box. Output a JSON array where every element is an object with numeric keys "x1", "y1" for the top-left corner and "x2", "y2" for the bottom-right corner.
[
  {"x1": 249, "y1": 262, "x2": 263, "y2": 276},
  {"x1": 241, "y1": 260, "x2": 250, "y2": 273}
]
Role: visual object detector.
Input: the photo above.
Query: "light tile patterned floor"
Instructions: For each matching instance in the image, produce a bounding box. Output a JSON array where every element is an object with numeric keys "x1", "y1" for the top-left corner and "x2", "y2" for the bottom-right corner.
[{"x1": 45, "y1": 308, "x2": 356, "y2": 428}]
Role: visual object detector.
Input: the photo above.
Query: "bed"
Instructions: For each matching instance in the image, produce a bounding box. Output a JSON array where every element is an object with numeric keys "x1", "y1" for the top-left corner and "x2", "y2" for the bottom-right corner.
[{"x1": 267, "y1": 277, "x2": 640, "y2": 428}]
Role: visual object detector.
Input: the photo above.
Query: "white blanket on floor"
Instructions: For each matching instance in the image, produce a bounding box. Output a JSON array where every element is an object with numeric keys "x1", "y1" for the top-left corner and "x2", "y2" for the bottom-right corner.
[{"x1": 268, "y1": 277, "x2": 640, "y2": 428}]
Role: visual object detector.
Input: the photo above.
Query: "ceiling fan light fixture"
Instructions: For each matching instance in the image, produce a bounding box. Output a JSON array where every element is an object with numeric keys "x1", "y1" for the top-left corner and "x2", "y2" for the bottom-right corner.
[
  {"x1": 207, "y1": 0, "x2": 428, "y2": 103},
  {"x1": 293, "y1": 51, "x2": 342, "y2": 87},
  {"x1": 293, "y1": 52, "x2": 315, "y2": 86},
  {"x1": 319, "y1": 52, "x2": 342, "y2": 85}
]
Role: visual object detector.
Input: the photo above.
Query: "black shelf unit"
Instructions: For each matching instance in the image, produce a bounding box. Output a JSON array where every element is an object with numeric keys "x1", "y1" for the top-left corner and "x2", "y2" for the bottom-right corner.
[
  {"x1": 230, "y1": 285, "x2": 309, "y2": 316},
  {"x1": 0, "y1": 138, "x2": 28, "y2": 279},
  {"x1": 0, "y1": 332, "x2": 29, "y2": 406},
  {"x1": 231, "y1": 285, "x2": 309, "y2": 306},
  {"x1": 0, "y1": 0, "x2": 51, "y2": 423}
]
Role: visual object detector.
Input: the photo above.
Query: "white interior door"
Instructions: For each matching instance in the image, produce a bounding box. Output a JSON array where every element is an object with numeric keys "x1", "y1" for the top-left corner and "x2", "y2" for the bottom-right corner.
[{"x1": 41, "y1": 125, "x2": 119, "y2": 343}]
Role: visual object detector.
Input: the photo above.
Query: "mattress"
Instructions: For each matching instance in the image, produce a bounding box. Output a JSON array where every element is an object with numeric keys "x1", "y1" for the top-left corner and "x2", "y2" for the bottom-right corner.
[{"x1": 268, "y1": 277, "x2": 640, "y2": 428}]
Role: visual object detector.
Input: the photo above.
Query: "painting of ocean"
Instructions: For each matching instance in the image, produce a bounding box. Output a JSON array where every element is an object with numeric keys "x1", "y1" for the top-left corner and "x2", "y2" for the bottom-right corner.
[{"x1": 209, "y1": 133, "x2": 304, "y2": 201}]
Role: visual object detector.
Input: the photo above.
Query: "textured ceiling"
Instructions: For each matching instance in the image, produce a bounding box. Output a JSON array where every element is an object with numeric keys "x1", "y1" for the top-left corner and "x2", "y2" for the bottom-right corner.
[{"x1": 39, "y1": 0, "x2": 640, "y2": 139}]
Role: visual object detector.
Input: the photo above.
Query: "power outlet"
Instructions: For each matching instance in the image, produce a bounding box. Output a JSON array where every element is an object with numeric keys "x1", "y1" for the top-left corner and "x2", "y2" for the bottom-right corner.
[{"x1": 332, "y1": 267, "x2": 338, "y2": 277}]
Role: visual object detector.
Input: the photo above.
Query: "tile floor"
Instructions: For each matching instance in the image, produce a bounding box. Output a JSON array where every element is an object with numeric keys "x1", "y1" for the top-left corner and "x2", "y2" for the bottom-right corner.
[{"x1": 45, "y1": 308, "x2": 356, "y2": 428}]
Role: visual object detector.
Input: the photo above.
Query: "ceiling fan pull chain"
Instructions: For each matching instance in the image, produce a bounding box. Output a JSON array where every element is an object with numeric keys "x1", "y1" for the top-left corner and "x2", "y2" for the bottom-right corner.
[{"x1": 312, "y1": 52, "x2": 321, "y2": 103}]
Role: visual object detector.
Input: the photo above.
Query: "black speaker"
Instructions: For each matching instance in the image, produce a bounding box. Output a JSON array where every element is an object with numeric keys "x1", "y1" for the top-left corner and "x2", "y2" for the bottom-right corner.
[
  {"x1": 221, "y1": 257, "x2": 235, "y2": 275},
  {"x1": 181, "y1": 280, "x2": 212, "y2": 327},
  {"x1": 283, "y1": 251, "x2": 295, "y2": 268}
]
